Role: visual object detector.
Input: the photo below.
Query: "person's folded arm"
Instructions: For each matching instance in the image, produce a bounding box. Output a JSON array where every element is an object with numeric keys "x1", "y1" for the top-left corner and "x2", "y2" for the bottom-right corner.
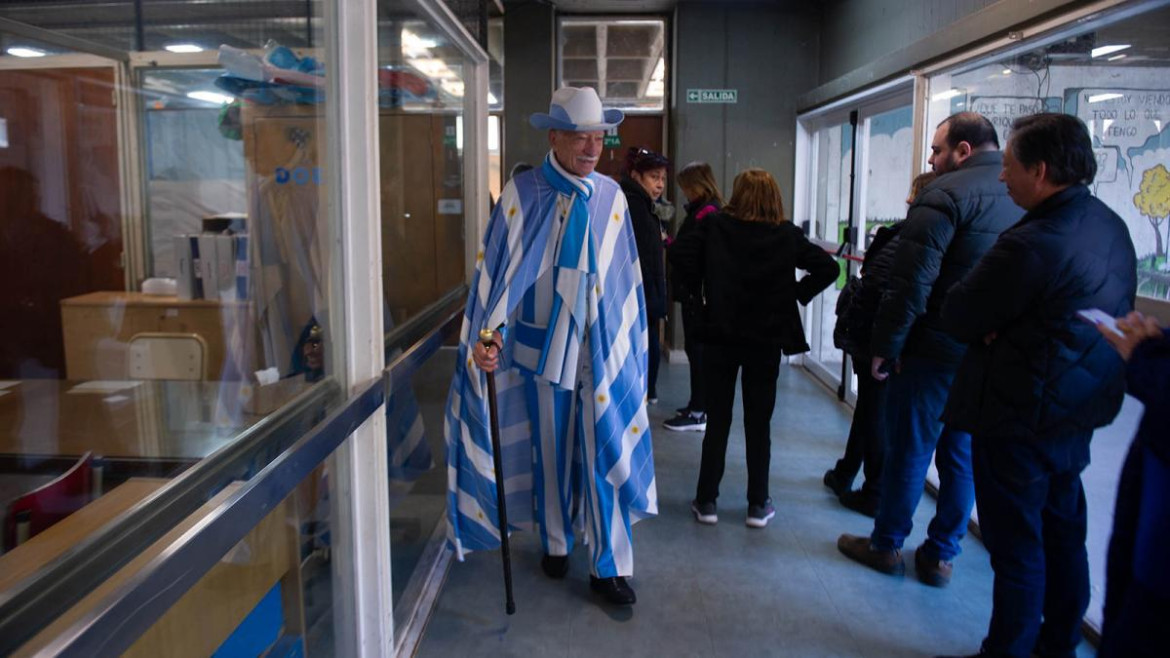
[
  {"x1": 794, "y1": 233, "x2": 843, "y2": 305},
  {"x1": 940, "y1": 230, "x2": 1048, "y2": 343}
]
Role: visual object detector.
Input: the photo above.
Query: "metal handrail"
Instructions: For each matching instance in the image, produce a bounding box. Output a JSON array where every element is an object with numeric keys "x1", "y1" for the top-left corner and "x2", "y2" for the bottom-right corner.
[
  {"x1": 29, "y1": 304, "x2": 466, "y2": 656},
  {"x1": 0, "y1": 379, "x2": 339, "y2": 655}
]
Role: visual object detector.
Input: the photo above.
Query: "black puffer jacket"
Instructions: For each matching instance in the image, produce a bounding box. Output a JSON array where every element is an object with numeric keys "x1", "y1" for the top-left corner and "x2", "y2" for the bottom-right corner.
[
  {"x1": 670, "y1": 198, "x2": 720, "y2": 303},
  {"x1": 622, "y1": 177, "x2": 667, "y2": 319},
  {"x1": 834, "y1": 222, "x2": 902, "y2": 357},
  {"x1": 669, "y1": 212, "x2": 839, "y2": 352},
  {"x1": 941, "y1": 185, "x2": 1137, "y2": 440},
  {"x1": 871, "y1": 151, "x2": 1024, "y2": 367}
]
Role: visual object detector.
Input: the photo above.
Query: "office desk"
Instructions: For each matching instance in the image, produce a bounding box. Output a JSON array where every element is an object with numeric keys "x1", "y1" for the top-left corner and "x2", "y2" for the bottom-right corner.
[
  {"x1": 0, "y1": 478, "x2": 168, "y2": 593},
  {"x1": 0, "y1": 379, "x2": 307, "y2": 461},
  {"x1": 13, "y1": 480, "x2": 307, "y2": 658}
]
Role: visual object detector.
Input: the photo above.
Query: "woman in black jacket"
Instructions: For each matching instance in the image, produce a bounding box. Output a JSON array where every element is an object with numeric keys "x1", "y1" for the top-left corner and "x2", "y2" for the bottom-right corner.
[
  {"x1": 824, "y1": 171, "x2": 936, "y2": 517},
  {"x1": 670, "y1": 168, "x2": 839, "y2": 528},
  {"x1": 620, "y1": 147, "x2": 670, "y2": 403},
  {"x1": 664, "y1": 162, "x2": 724, "y2": 432}
]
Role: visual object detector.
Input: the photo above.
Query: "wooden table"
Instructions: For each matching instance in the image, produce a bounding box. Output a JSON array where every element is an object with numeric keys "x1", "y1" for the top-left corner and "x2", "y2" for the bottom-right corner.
[
  {"x1": 0, "y1": 379, "x2": 306, "y2": 461},
  {"x1": 11, "y1": 480, "x2": 307, "y2": 658},
  {"x1": 0, "y1": 478, "x2": 168, "y2": 593}
]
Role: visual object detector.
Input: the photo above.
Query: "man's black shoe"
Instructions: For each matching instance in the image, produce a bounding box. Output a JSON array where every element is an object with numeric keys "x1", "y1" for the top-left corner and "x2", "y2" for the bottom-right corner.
[
  {"x1": 823, "y1": 469, "x2": 851, "y2": 498},
  {"x1": 840, "y1": 489, "x2": 879, "y2": 518},
  {"x1": 541, "y1": 554, "x2": 569, "y2": 579},
  {"x1": 589, "y1": 575, "x2": 636, "y2": 605}
]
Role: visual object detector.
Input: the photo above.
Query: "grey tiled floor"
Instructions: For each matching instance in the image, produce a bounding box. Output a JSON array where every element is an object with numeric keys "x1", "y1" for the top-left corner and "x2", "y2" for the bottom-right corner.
[{"x1": 417, "y1": 360, "x2": 1097, "y2": 658}]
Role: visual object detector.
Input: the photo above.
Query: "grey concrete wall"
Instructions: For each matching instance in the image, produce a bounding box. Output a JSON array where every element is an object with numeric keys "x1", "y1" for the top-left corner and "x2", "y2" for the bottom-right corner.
[
  {"x1": 672, "y1": 1, "x2": 820, "y2": 213},
  {"x1": 818, "y1": 0, "x2": 1000, "y2": 83},
  {"x1": 808, "y1": 0, "x2": 1083, "y2": 107},
  {"x1": 503, "y1": 0, "x2": 555, "y2": 177}
]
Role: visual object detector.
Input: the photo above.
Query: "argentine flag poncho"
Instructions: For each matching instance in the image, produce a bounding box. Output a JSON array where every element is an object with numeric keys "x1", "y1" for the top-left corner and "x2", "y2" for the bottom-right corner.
[{"x1": 443, "y1": 152, "x2": 658, "y2": 559}]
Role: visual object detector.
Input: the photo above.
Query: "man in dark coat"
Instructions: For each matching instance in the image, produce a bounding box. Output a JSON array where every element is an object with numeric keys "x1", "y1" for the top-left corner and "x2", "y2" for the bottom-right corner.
[
  {"x1": 838, "y1": 113, "x2": 1023, "y2": 586},
  {"x1": 1097, "y1": 312, "x2": 1168, "y2": 658},
  {"x1": 938, "y1": 113, "x2": 1137, "y2": 658}
]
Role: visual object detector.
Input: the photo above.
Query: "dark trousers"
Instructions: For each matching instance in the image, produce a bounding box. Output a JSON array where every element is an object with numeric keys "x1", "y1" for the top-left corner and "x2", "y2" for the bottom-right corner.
[
  {"x1": 871, "y1": 356, "x2": 973, "y2": 561},
  {"x1": 973, "y1": 433, "x2": 1092, "y2": 658},
  {"x1": 681, "y1": 304, "x2": 705, "y2": 412},
  {"x1": 1101, "y1": 438, "x2": 1170, "y2": 657},
  {"x1": 832, "y1": 353, "x2": 886, "y2": 495},
  {"x1": 695, "y1": 343, "x2": 782, "y2": 507},
  {"x1": 648, "y1": 317, "x2": 661, "y2": 399}
]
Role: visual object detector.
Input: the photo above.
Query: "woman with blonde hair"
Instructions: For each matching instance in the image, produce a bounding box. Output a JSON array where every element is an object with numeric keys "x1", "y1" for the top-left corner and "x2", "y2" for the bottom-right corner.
[
  {"x1": 664, "y1": 162, "x2": 725, "y2": 432},
  {"x1": 669, "y1": 168, "x2": 838, "y2": 527}
]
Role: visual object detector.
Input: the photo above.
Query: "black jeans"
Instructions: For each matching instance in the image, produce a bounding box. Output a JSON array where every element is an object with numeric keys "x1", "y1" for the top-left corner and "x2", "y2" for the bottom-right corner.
[
  {"x1": 832, "y1": 353, "x2": 886, "y2": 496},
  {"x1": 695, "y1": 343, "x2": 782, "y2": 507},
  {"x1": 681, "y1": 303, "x2": 705, "y2": 412},
  {"x1": 648, "y1": 317, "x2": 661, "y2": 398},
  {"x1": 973, "y1": 433, "x2": 1092, "y2": 658}
]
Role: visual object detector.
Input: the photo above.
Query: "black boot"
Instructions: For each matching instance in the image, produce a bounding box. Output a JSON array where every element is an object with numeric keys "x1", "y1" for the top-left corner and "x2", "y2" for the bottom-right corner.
[
  {"x1": 823, "y1": 469, "x2": 851, "y2": 498},
  {"x1": 541, "y1": 554, "x2": 569, "y2": 579},
  {"x1": 589, "y1": 575, "x2": 636, "y2": 605},
  {"x1": 840, "y1": 489, "x2": 880, "y2": 518}
]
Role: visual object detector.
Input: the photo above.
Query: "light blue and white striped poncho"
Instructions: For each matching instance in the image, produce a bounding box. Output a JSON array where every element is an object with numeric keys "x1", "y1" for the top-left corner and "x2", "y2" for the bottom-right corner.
[{"x1": 443, "y1": 152, "x2": 658, "y2": 559}]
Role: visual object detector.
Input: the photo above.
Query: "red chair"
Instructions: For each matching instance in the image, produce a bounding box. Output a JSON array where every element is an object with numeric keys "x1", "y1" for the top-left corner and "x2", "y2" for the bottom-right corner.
[{"x1": 3, "y1": 452, "x2": 94, "y2": 550}]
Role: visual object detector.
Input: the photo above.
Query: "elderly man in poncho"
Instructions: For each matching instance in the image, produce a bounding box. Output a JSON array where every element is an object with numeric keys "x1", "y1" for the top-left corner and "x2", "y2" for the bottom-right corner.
[{"x1": 444, "y1": 87, "x2": 657, "y2": 606}]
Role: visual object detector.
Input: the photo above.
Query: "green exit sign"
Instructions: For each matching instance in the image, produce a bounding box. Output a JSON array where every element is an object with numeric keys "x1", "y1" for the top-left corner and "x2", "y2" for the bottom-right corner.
[
  {"x1": 686, "y1": 89, "x2": 738, "y2": 104},
  {"x1": 603, "y1": 134, "x2": 621, "y2": 148}
]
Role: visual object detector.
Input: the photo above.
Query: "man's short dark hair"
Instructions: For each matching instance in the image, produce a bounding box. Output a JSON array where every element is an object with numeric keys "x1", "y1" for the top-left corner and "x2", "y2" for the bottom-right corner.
[
  {"x1": 939, "y1": 112, "x2": 1000, "y2": 150},
  {"x1": 1008, "y1": 113, "x2": 1097, "y2": 186}
]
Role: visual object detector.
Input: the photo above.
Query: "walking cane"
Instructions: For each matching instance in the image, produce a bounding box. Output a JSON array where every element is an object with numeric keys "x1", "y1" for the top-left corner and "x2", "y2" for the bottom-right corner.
[{"x1": 480, "y1": 328, "x2": 516, "y2": 615}]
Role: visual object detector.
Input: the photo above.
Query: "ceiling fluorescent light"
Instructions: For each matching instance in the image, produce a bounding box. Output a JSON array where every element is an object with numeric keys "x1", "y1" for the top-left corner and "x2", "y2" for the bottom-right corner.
[
  {"x1": 6, "y1": 47, "x2": 46, "y2": 58},
  {"x1": 187, "y1": 91, "x2": 234, "y2": 105},
  {"x1": 1088, "y1": 92, "x2": 1124, "y2": 103},
  {"x1": 1002, "y1": 69, "x2": 1012, "y2": 75},
  {"x1": 1091, "y1": 44, "x2": 1130, "y2": 58},
  {"x1": 165, "y1": 44, "x2": 203, "y2": 53},
  {"x1": 931, "y1": 88, "x2": 963, "y2": 102}
]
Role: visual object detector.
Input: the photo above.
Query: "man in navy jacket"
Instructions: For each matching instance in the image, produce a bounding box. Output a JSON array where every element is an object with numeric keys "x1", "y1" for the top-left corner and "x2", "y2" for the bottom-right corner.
[{"x1": 939, "y1": 113, "x2": 1137, "y2": 658}]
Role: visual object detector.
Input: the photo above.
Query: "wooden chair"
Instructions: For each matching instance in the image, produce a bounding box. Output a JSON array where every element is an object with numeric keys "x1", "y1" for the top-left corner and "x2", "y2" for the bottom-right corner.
[
  {"x1": 128, "y1": 332, "x2": 208, "y2": 381},
  {"x1": 3, "y1": 452, "x2": 94, "y2": 550}
]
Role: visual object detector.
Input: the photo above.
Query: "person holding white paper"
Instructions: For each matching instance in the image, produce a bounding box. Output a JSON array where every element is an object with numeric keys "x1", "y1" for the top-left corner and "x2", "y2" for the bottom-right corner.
[{"x1": 939, "y1": 113, "x2": 1138, "y2": 658}]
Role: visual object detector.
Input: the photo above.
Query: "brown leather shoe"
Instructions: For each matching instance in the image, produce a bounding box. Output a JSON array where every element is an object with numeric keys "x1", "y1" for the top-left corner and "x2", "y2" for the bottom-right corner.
[
  {"x1": 914, "y1": 545, "x2": 953, "y2": 587},
  {"x1": 837, "y1": 533, "x2": 905, "y2": 575}
]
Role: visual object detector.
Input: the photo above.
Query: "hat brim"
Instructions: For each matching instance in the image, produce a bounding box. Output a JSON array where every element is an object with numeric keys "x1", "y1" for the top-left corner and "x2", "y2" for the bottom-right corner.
[{"x1": 529, "y1": 108, "x2": 624, "y2": 131}]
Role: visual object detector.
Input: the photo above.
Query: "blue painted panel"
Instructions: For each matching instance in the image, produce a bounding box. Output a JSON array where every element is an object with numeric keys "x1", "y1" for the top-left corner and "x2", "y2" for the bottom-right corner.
[{"x1": 212, "y1": 582, "x2": 282, "y2": 658}]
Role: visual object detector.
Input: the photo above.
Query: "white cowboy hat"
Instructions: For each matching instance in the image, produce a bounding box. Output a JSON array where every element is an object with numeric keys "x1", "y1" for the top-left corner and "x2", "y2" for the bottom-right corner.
[{"x1": 529, "y1": 86, "x2": 624, "y2": 131}]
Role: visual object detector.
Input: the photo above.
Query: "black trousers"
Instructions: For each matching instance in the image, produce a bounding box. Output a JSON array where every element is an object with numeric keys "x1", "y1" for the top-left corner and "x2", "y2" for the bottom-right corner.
[
  {"x1": 695, "y1": 343, "x2": 782, "y2": 507},
  {"x1": 832, "y1": 353, "x2": 887, "y2": 495},
  {"x1": 648, "y1": 317, "x2": 661, "y2": 398},
  {"x1": 681, "y1": 303, "x2": 705, "y2": 412}
]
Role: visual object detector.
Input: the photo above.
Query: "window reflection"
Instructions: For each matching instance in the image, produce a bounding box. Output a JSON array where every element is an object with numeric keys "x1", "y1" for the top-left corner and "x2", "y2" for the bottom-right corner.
[{"x1": 926, "y1": 5, "x2": 1170, "y2": 301}]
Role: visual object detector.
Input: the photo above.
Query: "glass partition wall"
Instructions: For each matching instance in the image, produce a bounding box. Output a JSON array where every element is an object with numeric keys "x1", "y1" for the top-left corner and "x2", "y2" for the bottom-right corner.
[
  {"x1": 0, "y1": 0, "x2": 486, "y2": 655},
  {"x1": 794, "y1": 83, "x2": 915, "y2": 400},
  {"x1": 917, "y1": 0, "x2": 1170, "y2": 633}
]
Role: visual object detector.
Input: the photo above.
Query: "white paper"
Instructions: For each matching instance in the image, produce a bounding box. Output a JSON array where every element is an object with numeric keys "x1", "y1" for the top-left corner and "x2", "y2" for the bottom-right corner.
[
  {"x1": 255, "y1": 367, "x2": 280, "y2": 386},
  {"x1": 68, "y1": 381, "x2": 143, "y2": 394}
]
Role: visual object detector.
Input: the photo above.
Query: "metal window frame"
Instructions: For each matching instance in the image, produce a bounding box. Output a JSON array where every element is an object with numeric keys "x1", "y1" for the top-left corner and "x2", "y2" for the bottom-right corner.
[
  {"x1": 556, "y1": 14, "x2": 669, "y2": 114},
  {"x1": 27, "y1": 302, "x2": 463, "y2": 657}
]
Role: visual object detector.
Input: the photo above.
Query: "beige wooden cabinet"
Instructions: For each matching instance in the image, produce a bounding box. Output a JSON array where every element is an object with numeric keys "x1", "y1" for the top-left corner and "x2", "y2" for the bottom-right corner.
[{"x1": 60, "y1": 292, "x2": 255, "y2": 381}]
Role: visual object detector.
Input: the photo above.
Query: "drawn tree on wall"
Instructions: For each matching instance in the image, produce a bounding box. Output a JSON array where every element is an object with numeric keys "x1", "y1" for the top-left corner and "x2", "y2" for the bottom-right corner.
[{"x1": 1134, "y1": 164, "x2": 1170, "y2": 259}]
